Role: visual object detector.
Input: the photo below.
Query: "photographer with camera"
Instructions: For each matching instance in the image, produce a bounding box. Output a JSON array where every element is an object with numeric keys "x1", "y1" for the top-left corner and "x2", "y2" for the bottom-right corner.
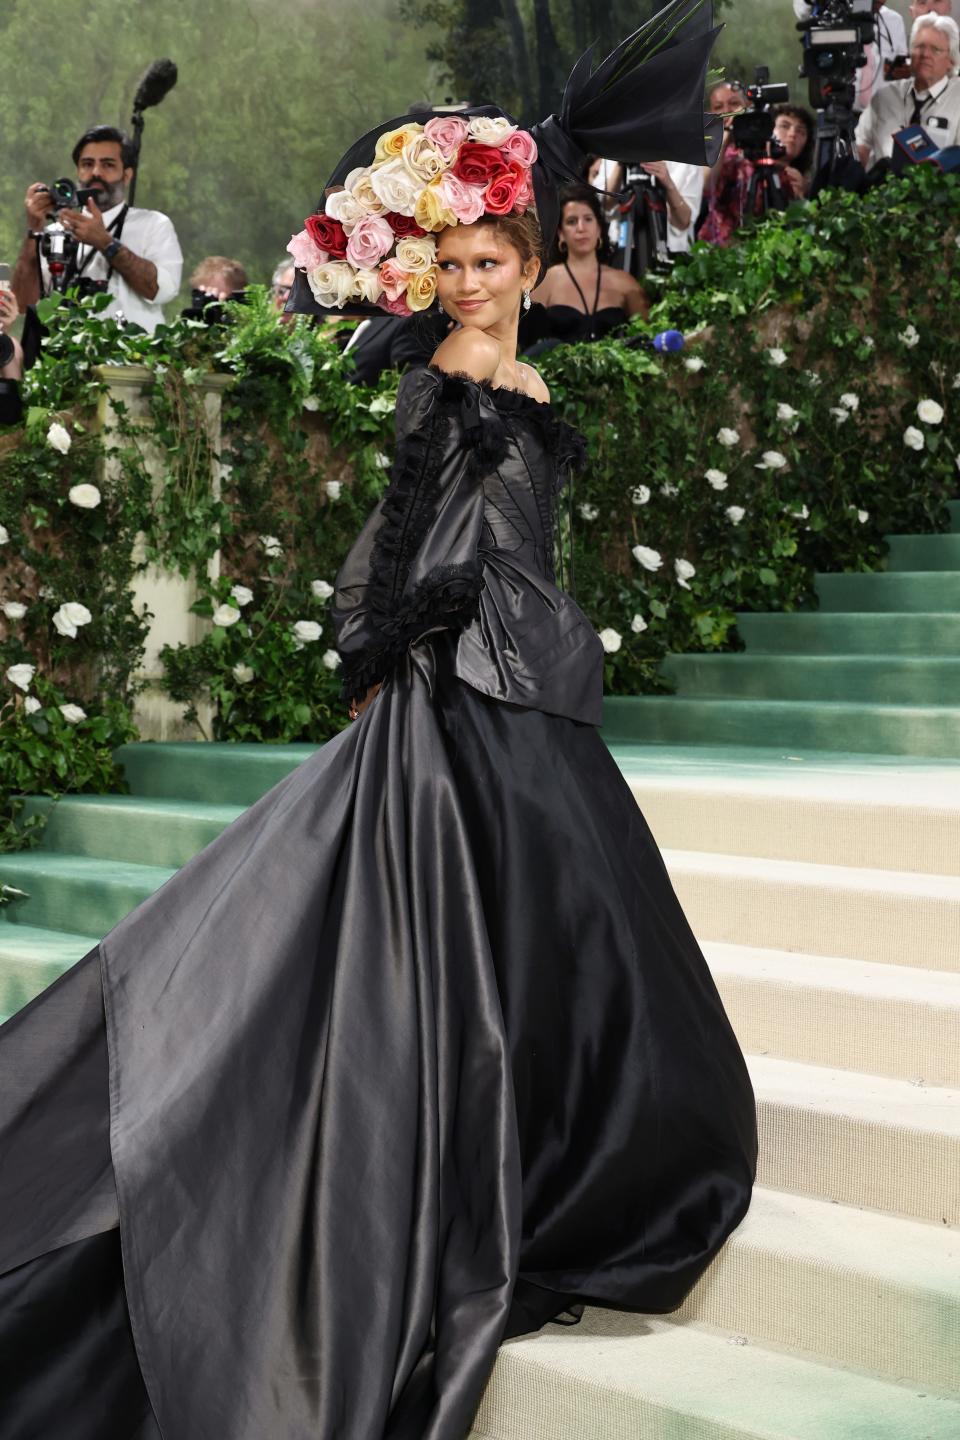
[
  {"x1": 856, "y1": 14, "x2": 960, "y2": 166},
  {"x1": 11, "y1": 125, "x2": 183, "y2": 332},
  {"x1": 700, "y1": 92, "x2": 815, "y2": 247},
  {"x1": 794, "y1": 2, "x2": 907, "y2": 111}
]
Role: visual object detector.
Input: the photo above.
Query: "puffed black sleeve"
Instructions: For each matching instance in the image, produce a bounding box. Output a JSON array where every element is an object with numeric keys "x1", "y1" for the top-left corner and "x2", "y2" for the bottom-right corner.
[{"x1": 332, "y1": 366, "x2": 497, "y2": 704}]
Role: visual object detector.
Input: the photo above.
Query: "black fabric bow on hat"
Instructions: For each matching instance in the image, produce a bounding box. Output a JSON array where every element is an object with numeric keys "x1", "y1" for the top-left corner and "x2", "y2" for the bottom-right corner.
[{"x1": 287, "y1": 0, "x2": 722, "y2": 319}]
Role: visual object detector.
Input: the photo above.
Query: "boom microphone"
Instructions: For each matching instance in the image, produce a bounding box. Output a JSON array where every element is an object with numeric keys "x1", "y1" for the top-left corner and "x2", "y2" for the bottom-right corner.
[{"x1": 133, "y1": 59, "x2": 178, "y2": 113}]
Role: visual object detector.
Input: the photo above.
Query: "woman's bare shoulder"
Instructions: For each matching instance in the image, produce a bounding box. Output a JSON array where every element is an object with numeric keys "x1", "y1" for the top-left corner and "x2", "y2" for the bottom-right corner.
[
  {"x1": 519, "y1": 364, "x2": 551, "y2": 404},
  {"x1": 431, "y1": 328, "x2": 501, "y2": 381}
]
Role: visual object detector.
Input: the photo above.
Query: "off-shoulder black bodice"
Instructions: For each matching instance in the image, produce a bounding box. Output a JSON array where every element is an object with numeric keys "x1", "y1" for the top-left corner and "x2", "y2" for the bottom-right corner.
[{"x1": 333, "y1": 366, "x2": 603, "y2": 726}]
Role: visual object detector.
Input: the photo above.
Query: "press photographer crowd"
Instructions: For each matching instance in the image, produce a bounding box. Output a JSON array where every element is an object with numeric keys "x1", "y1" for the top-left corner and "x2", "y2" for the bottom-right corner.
[{"x1": 0, "y1": 0, "x2": 957, "y2": 404}]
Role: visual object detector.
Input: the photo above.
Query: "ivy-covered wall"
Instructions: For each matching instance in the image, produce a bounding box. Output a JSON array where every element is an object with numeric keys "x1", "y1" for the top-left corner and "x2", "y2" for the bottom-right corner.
[{"x1": 1, "y1": 167, "x2": 957, "y2": 847}]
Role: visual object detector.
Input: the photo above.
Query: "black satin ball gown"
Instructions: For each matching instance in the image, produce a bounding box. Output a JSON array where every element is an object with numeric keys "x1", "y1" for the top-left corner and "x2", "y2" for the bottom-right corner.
[{"x1": 0, "y1": 367, "x2": 757, "y2": 1440}]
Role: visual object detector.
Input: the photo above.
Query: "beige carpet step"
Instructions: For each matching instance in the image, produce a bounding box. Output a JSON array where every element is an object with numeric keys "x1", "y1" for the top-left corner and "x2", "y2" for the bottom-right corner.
[
  {"x1": 665, "y1": 849, "x2": 960, "y2": 970},
  {"x1": 750, "y1": 1055, "x2": 960, "y2": 1226},
  {"x1": 707, "y1": 942, "x2": 960, "y2": 1086},
  {"x1": 677, "y1": 1186, "x2": 960, "y2": 1392},
  {"x1": 471, "y1": 1314, "x2": 960, "y2": 1440},
  {"x1": 625, "y1": 765, "x2": 960, "y2": 877}
]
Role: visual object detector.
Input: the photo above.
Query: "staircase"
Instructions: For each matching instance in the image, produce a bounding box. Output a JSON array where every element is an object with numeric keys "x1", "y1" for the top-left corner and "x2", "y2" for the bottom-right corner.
[{"x1": 2, "y1": 512, "x2": 960, "y2": 1436}]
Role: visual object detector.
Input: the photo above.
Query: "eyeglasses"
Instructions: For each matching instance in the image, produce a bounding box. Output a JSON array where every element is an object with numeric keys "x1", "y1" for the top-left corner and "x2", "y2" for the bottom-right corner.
[{"x1": 913, "y1": 43, "x2": 950, "y2": 55}]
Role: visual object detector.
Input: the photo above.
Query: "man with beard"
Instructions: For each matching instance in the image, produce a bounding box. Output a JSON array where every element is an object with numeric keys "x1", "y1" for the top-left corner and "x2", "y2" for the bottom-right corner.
[{"x1": 12, "y1": 125, "x2": 183, "y2": 332}]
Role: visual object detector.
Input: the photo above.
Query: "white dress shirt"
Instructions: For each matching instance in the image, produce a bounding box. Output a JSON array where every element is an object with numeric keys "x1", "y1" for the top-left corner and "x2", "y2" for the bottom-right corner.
[
  {"x1": 793, "y1": 2, "x2": 908, "y2": 109},
  {"x1": 41, "y1": 201, "x2": 183, "y2": 332},
  {"x1": 855, "y1": 74, "x2": 960, "y2": 162},
  {"x1": 665, "y1": 162, "x2": 705, "y2": 252}
]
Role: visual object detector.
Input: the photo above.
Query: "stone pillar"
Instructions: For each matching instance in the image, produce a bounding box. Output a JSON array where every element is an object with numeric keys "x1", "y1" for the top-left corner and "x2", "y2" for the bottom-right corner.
[{"x1": 95, "y1": 365, "x2": 233, "y2": 742}]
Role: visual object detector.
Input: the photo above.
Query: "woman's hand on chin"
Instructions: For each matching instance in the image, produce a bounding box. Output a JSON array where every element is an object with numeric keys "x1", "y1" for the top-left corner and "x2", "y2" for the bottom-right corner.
[{"x1": 431, "y1": 327, "x2": 500, "y2": 382}]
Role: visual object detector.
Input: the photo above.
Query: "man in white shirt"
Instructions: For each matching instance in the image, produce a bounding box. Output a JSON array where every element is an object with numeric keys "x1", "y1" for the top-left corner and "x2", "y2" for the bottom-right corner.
[
  {"x1": 12, "y1": 125, "x2": 183, "y2": 332},
  {"x1": 793, "y1": 2, "x2": 908, "y2": 111},
  {"x1": 856, "y1": 14, "x2": 960, "y2": 165}
]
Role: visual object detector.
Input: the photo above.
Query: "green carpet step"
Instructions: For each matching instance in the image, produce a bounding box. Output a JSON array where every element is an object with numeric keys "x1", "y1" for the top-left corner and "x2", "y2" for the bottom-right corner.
[
  {"x1": 662, "y1": 653, "x2": 960, "y2": 705},
  {"x1": 750, "y1": 1055, "x2": 960, "y2": 1226},
  {"x1": 0, "y1": 922, "x2": 98, "y2": 1018},
  {"x1": 884, "y1": 532, "x2": 960, "y2": 571},
  {"x1": 618, "y1": 753, "x2": 960, "y2": 876},
  {"x1": 707, "y1": 943, "x2": 960, "y2": 1088},
  {"x1": 20, "y1": 795, "x2": 244, "y2": 869},
  {"x1": 601, "y1": 695, "x2": 960, "y2": 760},
  {"x1": 676, "y1": 1187, "x2": 959, "y2": 1392},
  {"x1": 815, "y1": 570, "x2": 960, "y2": 612},
  {"x1": 0, "y1": 853, "x2": 174, "y2": 939},
  {"x1": 663, "y1": 848, "x2": 960, "y2": 970},
  {"x1": 473, "y1": 1314, "x2": 960, "y2": 1440},
  {"x1": 114, "y1": 741, "x2": 317, "y2": 806},
  {"x1": 949, "y1": 498, "x2": 960, "y2": 533},
  {"x1": 737, "y1": 610, "x2": 960, "y2": 656}
]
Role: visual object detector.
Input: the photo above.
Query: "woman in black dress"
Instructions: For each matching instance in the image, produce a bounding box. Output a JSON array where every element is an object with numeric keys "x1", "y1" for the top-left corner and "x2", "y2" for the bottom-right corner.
[{"x1": 0, "y1": 6, "x2": 755, "y2": 1438}]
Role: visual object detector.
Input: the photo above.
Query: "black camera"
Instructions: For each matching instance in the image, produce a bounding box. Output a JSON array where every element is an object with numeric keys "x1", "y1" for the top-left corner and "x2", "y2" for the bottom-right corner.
[
  {"x1": 798, "y1": 0, "x2": 877, "y2": 110},
  {"x1": 42, "y1": 177, "x2": 101, "y2": 214},
  {"x1": 731, "y1": 69, "x2": 791, "y2": 162}
]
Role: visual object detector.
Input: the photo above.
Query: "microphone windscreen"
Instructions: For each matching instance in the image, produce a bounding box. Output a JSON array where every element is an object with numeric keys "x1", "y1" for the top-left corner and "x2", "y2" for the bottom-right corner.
[
  {"x1": 653, "y1": 329, "x2": 685, "y2": 353},
  {"x1": 133, "y1": 59, "x2": 178, "y2": 111}
]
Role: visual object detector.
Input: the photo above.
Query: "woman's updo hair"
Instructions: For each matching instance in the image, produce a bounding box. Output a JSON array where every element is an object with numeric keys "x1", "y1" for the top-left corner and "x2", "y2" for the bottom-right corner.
[
  {"x1": 476, "y1": 209, "x2": 546, "y2": 269},
  {"x1": 551, "y1": 182, "x2": 613, "y2": 265}
]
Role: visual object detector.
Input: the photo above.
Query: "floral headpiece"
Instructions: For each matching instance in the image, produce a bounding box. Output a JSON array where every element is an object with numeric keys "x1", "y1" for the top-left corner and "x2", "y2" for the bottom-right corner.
[{"x1": 287, "y1": 115, "x2": 538, "y2": 317}]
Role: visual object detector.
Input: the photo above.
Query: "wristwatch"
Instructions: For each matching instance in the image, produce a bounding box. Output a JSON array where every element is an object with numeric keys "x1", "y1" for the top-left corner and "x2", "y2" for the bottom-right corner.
[{"x1": 102, "y1": 239, "x2": 122, "y2": 262}]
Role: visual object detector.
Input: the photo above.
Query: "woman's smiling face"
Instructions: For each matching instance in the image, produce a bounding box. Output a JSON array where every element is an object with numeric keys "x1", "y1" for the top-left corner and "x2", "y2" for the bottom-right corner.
[{"x1": 436, "y1": 222, "x2": 536, "y2": 329}]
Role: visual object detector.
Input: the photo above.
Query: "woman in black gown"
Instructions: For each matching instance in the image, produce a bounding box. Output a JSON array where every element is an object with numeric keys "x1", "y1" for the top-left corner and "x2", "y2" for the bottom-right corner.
[{"x1": 0, "y1": 6, "x2": 756, "y2": 1438}]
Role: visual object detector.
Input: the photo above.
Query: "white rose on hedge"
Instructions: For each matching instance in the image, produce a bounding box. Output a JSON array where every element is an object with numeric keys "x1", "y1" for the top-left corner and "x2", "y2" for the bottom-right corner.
[
  {"x1": 260, "y1": 534, "x2": 284, "y2": 557},
  {"x1": 661, "y1": 483, "x2": 678, "y2": 497},
  {"x1": 302, "y1": 395, "x2": 320, "y2": 412},
  {"x1": 0, "y1": 525, "x2": 9, "y2": 545},
  {"x1": 776, "y1": 403, "x2": 798, "y2": 422},
  {"x1": 903, "y1": 426, "x2": 925, "y2": 451},
  {"x1": 705, "y1": 468, "x2": 728, "y2": 490},
  {"x1": 53, "y1": 601, "x2": 92, "y2": 638},
  {"x1": 3, "y1": 601, "x2": 27, "y2": 620},
  {"x1": 325, "y1": 480, "x2": 342, "y2": 501},
  {"x1": 212, "y1": 604, "x2": 242, "y2": 627},
  {"x1": 311, "y1": 579, "x2": 335, "y2": 600},
  {"x1": 793, "y1": 503, "x2": 811, "y2": 520},
  {"x1": 917, "y1": 398, "x2": 944, "y2": 425},
  {"x1": 68, "y1": 483, "x2": 101, "y2": 509},
  {"x1": 632, "y1": 545, "x2": 663, "y2": 572},
  {"x1": 6, "y1": 662, "x2": 35, "y2": 691},
  {"x1": 899, "y1": 324, "x2": 920, "y2": 349},
  {"x1": 858, "y1": 509, "x2": 869, "y2": 524},
  {"x1": 675, "y1": 558, "x2": 696, "y2": 589},
  {"x1": 578, "y1": 503, "x2": 599, "y2": 521},
  {"x1": 23, "y1": 695, "x2": 41, "y2": 714},
  {"x1": 756, "y1": 451, "x2": 787, "y2": 470},
  {"x1": 58, "y1": 702, "x2": 86, "y2": 724},
  {"x1": 598, "y1": 627, "x2": 622, "y2": 653},
  {"x1": 839, "y1": 393, "x2": 859, "y2": 412},
  {"x1": 717, "y1": 427, "x2": 740, "y2": 447},
  {"x1": 630, "y1": 485, "x2": 651, "y2": 506},
  {"x1": 726, "y1": 505, "x2": 746, "y2": 525},
  {"x1": 630, "y1": 613, "x2": 648, "y2": 634},
  {"x1": 293, "y1": 620, "x2": 322, "y2": 644},
  {"x1": 684, "y1": 357, "x2": 705, "y2": 373},
  {"x1": 830, "y1": 407, "x2": 850, "y2": 424},
  {"x1": 766, "y1": 347, "x2": 787, "y2": 366},
  {"x1": 46, "y1": 422, "x2": 72, "y2": 454},
  {"x1": 322, "y1": 648, "x2": 341, "y2": 670},
  {"x1": 230, "y1": 584, "x2": 254, "y2": 607},
  {"x1": 232, "y1": 663, "x2": 255, "y2": 684}
]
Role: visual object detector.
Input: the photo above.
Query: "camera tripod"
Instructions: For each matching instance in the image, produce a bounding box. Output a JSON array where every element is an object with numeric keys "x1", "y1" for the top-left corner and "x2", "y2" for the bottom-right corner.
[
  {"x1": 617, "y1": 173, "x2": 672, "y2": 281},
  {"x1": 741, "y1": 155, "x2": 791, "y2": 219},
  {"x1": 811, "y1": 88, "x2": 862, "y2": 189}
]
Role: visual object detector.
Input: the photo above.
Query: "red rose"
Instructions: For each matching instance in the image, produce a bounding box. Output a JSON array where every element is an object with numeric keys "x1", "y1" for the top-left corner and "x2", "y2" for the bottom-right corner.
[
  {"x1": 483, "y1": 161, "x2": 528, "y2": 216},
  {"x1": 384, "y1": 212, "x2": 427, "y2": 239},
  {"x1": 451, "y1": 143, "x2": 511, "y2": 188},
  {"x1": 305, "y1": 212, "x2": 347, "y2": 259}
]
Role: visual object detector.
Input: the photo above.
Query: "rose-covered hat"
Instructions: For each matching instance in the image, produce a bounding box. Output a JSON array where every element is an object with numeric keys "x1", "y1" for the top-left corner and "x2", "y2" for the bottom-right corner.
[{"x1": 286, "y1": 0, "x2": 722, "y2": 319}]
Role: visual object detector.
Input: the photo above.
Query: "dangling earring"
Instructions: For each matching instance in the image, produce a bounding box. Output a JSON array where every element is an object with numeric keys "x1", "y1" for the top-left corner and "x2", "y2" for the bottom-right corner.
[
  {"x1": 522, "y1": 290, "x2": 532, "y2": 311},
  {"x1": 437, "y1": 298, "x2": 445, "y2": 315}
]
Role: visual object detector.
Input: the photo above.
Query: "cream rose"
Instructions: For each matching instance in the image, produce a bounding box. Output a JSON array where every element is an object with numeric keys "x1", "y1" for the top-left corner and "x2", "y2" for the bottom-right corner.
[
  {"x1": 322, "y1": 649, "x2": 341, "y2": 670},
  {"x1": 918, "y1": 398, "x2": 944, "y2": 425},
  {"x1": 68, "y1": 483, "x2": 101, "y2": 509},
  {"x1": 292, "y1": 620, "x2": 322, "y2": 643},
  {"x1": 345, "y1": 166, "x2": 387, "y2": 215},
  {"x1": 324, "y1": 188, "x2": 365, "y2": 234},
  {"x1": 351, "y1": 268, "x2": 385, "y2": 305},
  {"x1": 308, "y1": 261, "x2": 356, "y2": 309},
  {"x1": 212, "y1": 604, "x2": 242, "y2": 627},
  {"x1": 3, "y1": 601, "x2": 26, "y2": 620},
  {"x1": 406, "y1": 266, "x2": 439, "y2": 313},
  {"x1": 598, "y1": 627, "x2": 622, "y2": 654},
  {"x1": 402, "y1": 134, "x2": 448, "y2": 182},
  {"x1": 369, "y1": 157, "x2": 422, "y2": 217},
  {"x1": 414, "y1": 182, "x2": 457, "y2": 233},
  {"x1": 467, "y1": 116, "x2": 517, "y2": 146},
  {"x1": 373, "y1": 123, "x2": 424, "y2": 163},
  {"x1": 395, "y1": 235, "x2": 437, "y2": 275}
]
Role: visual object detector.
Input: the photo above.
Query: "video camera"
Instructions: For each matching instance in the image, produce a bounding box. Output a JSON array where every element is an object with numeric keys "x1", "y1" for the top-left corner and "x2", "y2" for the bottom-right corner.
[
  {"x1": 798, "y1": 0, "x2": 877, "y2": 110},
  {"x1": 731, "y1": 69, "x2": 792, "y2": 162}
]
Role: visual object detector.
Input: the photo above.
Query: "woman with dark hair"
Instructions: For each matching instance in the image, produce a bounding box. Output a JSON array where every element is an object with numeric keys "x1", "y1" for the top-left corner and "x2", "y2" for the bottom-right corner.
[
  {"x1": 524, "y1": 181, "x2": 647, "y2": 350},
  {"x1": 700, "y1": 102, "x2": 817, "y2": 248}
]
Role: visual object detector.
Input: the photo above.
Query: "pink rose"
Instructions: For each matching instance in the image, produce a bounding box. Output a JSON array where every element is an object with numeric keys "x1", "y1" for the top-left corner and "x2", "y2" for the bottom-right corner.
[
  {"x1": 345, "y1": 214, "x2": 396, "y2": 270},
  {"x1": 379, "y1": 258, "x2": 414, "y2": 302},
  {"x1": 513, "y1": 170, "x2": 535, "y2": 212},
  {"x1": 287, "y1": 229, "x2": 329, "y2": 270},
  {"x1": 378, "y1": 292, "x2": 413, "y2": 316},
  {"x1": 424, "y1": 115, "x2": 470, "y2": 159},
  {"x1": 436, "y1": 173, "x2": 487, "y2": 225},
  {"x1": 500, "y1": 130, "x2": 538, "y2": 167}
]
